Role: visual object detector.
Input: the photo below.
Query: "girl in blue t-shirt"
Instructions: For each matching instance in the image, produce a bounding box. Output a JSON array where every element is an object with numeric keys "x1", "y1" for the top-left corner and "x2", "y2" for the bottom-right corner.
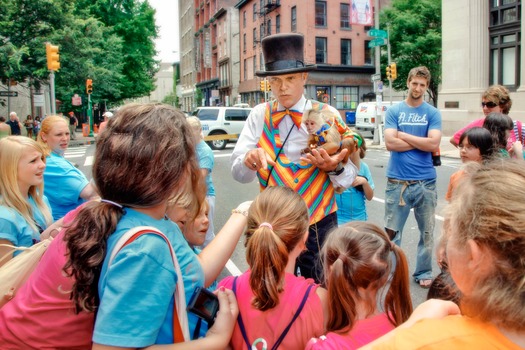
[
  {"x1": 336, "y1": 132, "x2": 374, "y2": 224},
  {"x1": 0, "y1": 136, "x2": 53, "y2": 264},
  {"x1": 62, "y1": 104, "x2": 242, "y2": 350}
]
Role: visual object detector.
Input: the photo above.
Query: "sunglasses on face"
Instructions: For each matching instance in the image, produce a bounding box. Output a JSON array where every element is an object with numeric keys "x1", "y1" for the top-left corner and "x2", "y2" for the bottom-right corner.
[{"x1": 481, "y1": 101, "x2": 498, "y2": 108}]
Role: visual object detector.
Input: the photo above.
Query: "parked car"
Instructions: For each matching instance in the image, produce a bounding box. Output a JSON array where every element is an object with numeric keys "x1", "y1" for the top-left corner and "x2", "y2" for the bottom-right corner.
[
  {"x1": 355, "y1": 101, "x2": 401, "y2": 136},
  {"x1": 195, "y1": 107, "x2": 252, "y2": 150}
]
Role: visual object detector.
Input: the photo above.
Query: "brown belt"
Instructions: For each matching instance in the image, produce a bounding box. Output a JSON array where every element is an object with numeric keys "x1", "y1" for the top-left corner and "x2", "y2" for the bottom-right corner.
[{"x1": 387, "y1": 178, "x2": 420, "y2": 206}]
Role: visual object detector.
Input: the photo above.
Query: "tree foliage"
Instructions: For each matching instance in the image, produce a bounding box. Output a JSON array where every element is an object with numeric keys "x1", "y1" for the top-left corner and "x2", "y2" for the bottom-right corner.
[
  {"x1": 380, "y1": 0, "x2": 441, "y2": 106},
  {"x1": 0, "y1": 0, "x2": 159, "y2": 111}
]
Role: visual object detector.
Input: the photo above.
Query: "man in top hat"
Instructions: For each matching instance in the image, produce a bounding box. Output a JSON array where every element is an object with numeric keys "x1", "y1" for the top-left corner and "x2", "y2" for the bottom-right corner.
[{"x1": 231, "y1": 33, "x2": 358, "y2": 283}]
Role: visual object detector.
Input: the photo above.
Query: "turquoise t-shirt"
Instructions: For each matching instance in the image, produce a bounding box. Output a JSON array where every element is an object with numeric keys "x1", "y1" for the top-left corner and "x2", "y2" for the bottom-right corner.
[
  {"x1": 385, "y1": 101, "x2": 441, "y2": 180},
  {"x1": 93, "y1": 208, "x2": 205, "y2": 347},
  {"x1": 0, "y1": 196, "x2": 52, "y2": 254},
  {"x1": 336, "y1": 161, "x2": 375, "y2": 224},
  {"x1": 43, "y1": 152, "x2": 89, "y2": 221},
  {"x1": 196, "y1": 140, "x2": 215, "y2": 197}
]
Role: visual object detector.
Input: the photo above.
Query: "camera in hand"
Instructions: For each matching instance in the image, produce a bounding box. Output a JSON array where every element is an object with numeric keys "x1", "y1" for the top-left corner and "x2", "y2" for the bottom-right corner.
[{"x1": 187, "y1": 287, "x2": 219, "y2": 326}]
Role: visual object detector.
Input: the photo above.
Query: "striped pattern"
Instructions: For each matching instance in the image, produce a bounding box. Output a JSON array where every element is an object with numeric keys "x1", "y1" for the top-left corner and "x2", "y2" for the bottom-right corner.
[{"x1": 256, "y1": 101, "x2": 336, "y2": 225}]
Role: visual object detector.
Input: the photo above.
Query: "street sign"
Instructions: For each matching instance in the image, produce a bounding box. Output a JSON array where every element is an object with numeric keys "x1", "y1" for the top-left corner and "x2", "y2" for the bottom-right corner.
[
  {"x1": 0, "y1": 91, "x2": 18, "y2": 97},
  {"x1": 72, "y1": 94, "x2": 82, "y2": 106},
  {"x1": 368, "y1": 29, "x2": 388, "y2": 39},
  {"x1": 371, "y1": 73, "x2": 381, "y2": 82},
  {"x1": 368, "y1": 38, "x2": 386, "y2": 48}
]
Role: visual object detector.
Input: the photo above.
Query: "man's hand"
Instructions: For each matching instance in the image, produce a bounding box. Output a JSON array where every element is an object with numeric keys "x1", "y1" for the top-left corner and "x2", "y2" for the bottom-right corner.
[
  {"x1": 243, "y1": 148, "x2": 275, "y2": 171},
  {"x1": 300, "y1": 148, "x2": 348, "y2": 172}
]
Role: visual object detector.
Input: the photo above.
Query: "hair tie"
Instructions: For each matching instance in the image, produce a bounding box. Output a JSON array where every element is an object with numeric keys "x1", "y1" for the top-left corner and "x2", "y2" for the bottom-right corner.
[
  {"x1": 337, "y1": 254, "x2": 349, "y2": 264},
  {"x1": 259, "y1": 222, "x2": 273, "y2": 230},
  {"x1": 100, "y1": 199, "x2": 123, "y2": 209}
]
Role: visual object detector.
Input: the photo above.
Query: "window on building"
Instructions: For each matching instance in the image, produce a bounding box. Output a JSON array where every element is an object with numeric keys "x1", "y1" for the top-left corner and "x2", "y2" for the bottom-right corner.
[
  {"x1": 340, "y1": 3, "x2": 350, "y2": 29},
  {"x1": 243, "y1": 11, "x2": 246, "y2": 28},
  {"x1": 243, "y1": 33, "x2": 246, "y2": 52},
  {"x1": 364, "y1": 41, "x2": 373, "y2": 65},
  {"x1": 316, "y1": 37, "x2": 327, "y2": 63},
  {"x1": 335, "y1": 86, "x2": 359, "y2": 110},
  {"x1": 489, "y1": 0, "x2": 521, "y2": 88},
  {"x1": 253, "y1": 4, "x2": 257, "y2": 21},
  {"x1": 244, "y1": 58, "x2": 247, "y2": 80},
  {"x1": 260, "y1": 24, "x2": 265, "y2": 41},
  {"x1": 291, "y1": 6, "x2": 297, "y2": 32},
  {"x1": 267, "y1": 19, "x2": 272, "y2": 35},
  {"x1": 260, "y1": 52, "x2": 264, "y2": 70},
  {"x1": 276, "y1": 15, "x2": 281, "y2": 33},
  {"x1": 253, "y1": 28, "x2": 257, "y2": 47},
  {"x1": 253, "y1": 56, "x2": 257, "y2": 78},
  {"x1": 315, "y1": 1, "x2": 327, "y2": 27},
  {"x1": 260, "y1": 0, "x2": 265, "y2": 14},
  {"x1": 341, "y1": 39, "x2": 351, "y2": 65}
]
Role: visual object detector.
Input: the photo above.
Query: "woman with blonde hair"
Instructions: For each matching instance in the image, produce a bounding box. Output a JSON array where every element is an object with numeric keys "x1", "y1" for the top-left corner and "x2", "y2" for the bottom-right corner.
[
  {"x1": 0, "y1": 136, "x2": 53, "y2": 264},
  {"x1": 37, "y1": 115, "x2": 97, "y2": 220},
  {"x1": 218, "y1": 186, "x2": 327, "y2": 349},
  {"x1": 362, "y1": 159, "x2": 525, "y2": 349}
]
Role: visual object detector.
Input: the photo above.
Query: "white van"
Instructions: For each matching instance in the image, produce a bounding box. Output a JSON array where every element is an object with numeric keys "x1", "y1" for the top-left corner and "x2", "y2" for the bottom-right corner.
[
  {"x1": 195, "y1": 106, "x2": 252, "y2": 150},
  {"x1": 355, "y1": 101, "x2": 401, "y2": 136}
]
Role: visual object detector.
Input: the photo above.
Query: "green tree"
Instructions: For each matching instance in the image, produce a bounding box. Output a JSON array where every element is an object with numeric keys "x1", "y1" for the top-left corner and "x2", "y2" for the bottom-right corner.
[
  {"x1": 76, "y1": 0, "x2": 159, "y2": 99},
  {"x1": 380, "y1": 0, "x2": 441, "y2": 106}
]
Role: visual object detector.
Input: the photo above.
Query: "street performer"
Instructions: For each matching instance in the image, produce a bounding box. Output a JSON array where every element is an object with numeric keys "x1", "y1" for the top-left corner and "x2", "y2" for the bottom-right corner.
[{"x1": 231, "y1": 33, "x2": 357, "y2": 282}]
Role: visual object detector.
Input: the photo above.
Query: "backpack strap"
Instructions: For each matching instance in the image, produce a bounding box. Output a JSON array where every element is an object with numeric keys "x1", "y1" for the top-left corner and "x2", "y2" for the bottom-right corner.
[
  {"x1": 232, "y1": 276, "x2": 252, "y2": 349},
  {"x1": 109, "y1": 226, "x2": 189, "y2": 342},
  {"x1": 232, "y1": 276, "x2": 315, "y2": 350},
  {"x1": 271, "y1": 284, "x2": 314, "y2": 350}
]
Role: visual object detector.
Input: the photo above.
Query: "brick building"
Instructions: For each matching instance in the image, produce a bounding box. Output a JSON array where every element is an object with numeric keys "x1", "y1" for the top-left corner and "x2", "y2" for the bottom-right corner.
[{"x1": 234, "y1": 0, "x2": 392, "y2": 119}]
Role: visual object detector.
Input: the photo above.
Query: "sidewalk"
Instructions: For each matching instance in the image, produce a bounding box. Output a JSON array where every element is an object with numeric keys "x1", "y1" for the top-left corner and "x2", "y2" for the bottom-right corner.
[
  {"x1": 366, "y1": 136, "x2": 459, "y2": 159},
  {"x1": 69, "y1": 133, "x2": 96, "y2": 147}
]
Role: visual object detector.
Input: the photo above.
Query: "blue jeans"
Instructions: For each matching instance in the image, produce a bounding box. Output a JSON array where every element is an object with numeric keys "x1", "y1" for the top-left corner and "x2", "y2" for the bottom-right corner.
[{"x1": 385, "y1": 178, "x2": 437, "y2": 281}]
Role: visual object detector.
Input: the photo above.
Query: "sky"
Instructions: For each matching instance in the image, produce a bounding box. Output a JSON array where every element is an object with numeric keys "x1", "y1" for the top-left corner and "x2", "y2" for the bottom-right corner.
[{"x1": 149, "y1": 0, "x2": 180, "y2": 63}]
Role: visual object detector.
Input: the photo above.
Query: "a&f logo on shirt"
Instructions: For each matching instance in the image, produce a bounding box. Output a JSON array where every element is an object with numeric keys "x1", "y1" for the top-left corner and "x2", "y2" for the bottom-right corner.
[{"x1": 398, "y1": 112, "x2": 428, "y2": 126}]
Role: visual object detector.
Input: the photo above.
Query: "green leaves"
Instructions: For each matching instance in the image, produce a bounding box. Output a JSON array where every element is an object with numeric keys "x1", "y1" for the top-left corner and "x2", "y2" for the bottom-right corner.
[
  {"x1": 0, "y1": 0, "x2": 158, "y2": 110},
  {"x1": 380, "y1": 0, "x2": 442, "y2": 106}
]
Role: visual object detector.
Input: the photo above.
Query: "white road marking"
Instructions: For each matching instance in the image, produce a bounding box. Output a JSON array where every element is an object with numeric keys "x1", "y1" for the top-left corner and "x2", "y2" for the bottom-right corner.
[{"x1": 226, "y1": 259, "x2": 243, "y2": 276}]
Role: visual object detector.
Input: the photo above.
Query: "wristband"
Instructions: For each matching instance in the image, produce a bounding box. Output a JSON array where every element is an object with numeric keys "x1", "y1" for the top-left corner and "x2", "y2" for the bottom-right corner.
[
  {"x1": 232, "y1": 208, "x2": 249, "y2": 217},
  {"x1": 327, "y1": 163, "x2": 344, "y2": 176}
]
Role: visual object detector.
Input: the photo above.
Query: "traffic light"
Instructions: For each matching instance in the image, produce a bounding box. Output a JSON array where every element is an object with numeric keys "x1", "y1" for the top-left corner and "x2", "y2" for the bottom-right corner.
[
  {"x1": 260, "y1": 80, "x2": 266, "y2": 91},
  {"x1": 390, "y1": 62, "x2": 397, "y2": 80},
  {"x1": 266, "y1": 82, "x2": 271, "y2": 92},
  {"x1": 386, "y1": 65, "x2": 392, "y2": 80},
  {"x1": 45, "y1": 43, "x2": 60, "y2": 71},
  {"x1": 86, "y1": 79, "x2": 93, "y2": 94}
]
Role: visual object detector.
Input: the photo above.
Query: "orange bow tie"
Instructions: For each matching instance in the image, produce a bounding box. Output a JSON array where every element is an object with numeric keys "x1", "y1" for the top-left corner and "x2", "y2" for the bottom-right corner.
[{"x1": 272, "y1": 109, "x2": 303, "y2": 129}]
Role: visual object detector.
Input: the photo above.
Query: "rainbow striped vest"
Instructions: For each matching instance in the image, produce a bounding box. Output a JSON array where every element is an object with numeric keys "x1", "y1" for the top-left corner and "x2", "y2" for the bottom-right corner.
[{"x1": 256, "y1": 100, "x2": 337, "y2": 225}]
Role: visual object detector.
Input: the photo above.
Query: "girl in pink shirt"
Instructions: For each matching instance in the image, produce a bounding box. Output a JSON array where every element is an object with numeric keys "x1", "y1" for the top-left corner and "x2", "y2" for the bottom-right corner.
[
  {"x1": 306, "y1": 222, "x2": 413, "y2": 350},
  {"x1": 218, "y1": 186, "x2": 327, "y2": 350}
]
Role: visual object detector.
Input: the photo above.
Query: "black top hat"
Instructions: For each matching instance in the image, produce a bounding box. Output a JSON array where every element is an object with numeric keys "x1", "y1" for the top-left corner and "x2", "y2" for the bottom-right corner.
[{"x1": 255, "y1": 33, "x2": 316, "y2": 77}]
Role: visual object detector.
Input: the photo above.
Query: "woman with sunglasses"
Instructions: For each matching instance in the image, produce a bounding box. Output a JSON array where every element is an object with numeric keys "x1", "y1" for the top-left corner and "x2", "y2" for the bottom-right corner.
[
  {"x1": 450, "y1": 85, "x2": 521, "y2": 149},
  {"x1": 0, "y1": 136, "x2": 53, "y2": 265}
]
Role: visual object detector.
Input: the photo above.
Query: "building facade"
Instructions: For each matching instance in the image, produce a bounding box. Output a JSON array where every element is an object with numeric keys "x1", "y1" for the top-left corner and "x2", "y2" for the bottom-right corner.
[
  {"x1": 233, "y1": 0, "x2": 392, "y2": 119},
  {"x1": 180, "y1": 0, "x2": 196, "y2": 112},
  {"x1": 194, "y1": 0, "x2": 239, "y2": 108},
  {"x1": 440, "y1": 0, "x2": 524, "y2": 135}
]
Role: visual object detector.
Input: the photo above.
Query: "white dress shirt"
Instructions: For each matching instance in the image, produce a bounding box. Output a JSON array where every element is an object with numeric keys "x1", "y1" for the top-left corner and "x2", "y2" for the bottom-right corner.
[{"x1": 230, "y1": 96, "x2": 357, "y2": 189}]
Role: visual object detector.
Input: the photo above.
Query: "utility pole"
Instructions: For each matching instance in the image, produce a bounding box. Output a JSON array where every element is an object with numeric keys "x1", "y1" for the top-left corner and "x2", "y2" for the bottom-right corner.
[
  {"x1": 45, "y1": 43, "x2": 60, "y2": 115},
  {"x1": 372, "y1": 0, "x2": 382, "y2": 145}
]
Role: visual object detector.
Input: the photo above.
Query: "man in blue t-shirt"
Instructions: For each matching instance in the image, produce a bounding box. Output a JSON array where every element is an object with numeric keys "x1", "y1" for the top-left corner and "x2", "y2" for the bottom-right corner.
[{"x1": 383, "y1": 66, "x2": 442, "y2": 289}]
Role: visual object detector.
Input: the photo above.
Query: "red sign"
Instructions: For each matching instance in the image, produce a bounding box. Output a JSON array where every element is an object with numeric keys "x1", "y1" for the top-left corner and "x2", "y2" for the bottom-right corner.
[{"x1": 72, "y1": 94, "x2": 82, "y2": 106}]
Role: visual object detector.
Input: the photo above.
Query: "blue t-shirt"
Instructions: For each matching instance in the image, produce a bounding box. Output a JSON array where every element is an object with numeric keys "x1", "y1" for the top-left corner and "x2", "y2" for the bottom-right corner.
[
  {"x1": 43, "y1": 152, "x2": 89, "y2": 220},
  {"x1": 196, "y1": 140, "x2": 215, "y2": 197},
  {"x1": 93, "y1": 209, "x2": 205, "y2": 347},
  {"x1": 0, "y1": 196, "x2": 52, "y2": 254},
  {"x1": 336, "y1": 161, "x2": 374, "y2": 224},
  {"x1": 385, "y1": 101, "x2": 441, "y2": 180}
]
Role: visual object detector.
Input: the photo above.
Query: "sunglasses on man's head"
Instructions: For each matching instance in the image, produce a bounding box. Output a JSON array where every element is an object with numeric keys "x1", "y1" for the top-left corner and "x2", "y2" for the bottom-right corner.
[{"x1": 481, "y1": 101, "x2": 498, "y2": 108}]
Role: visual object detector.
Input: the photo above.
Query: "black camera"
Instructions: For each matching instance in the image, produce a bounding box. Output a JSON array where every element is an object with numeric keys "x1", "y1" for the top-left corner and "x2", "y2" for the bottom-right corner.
[{"x1": 187, "y1": 287, "x2": 219, "y2": 326}]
